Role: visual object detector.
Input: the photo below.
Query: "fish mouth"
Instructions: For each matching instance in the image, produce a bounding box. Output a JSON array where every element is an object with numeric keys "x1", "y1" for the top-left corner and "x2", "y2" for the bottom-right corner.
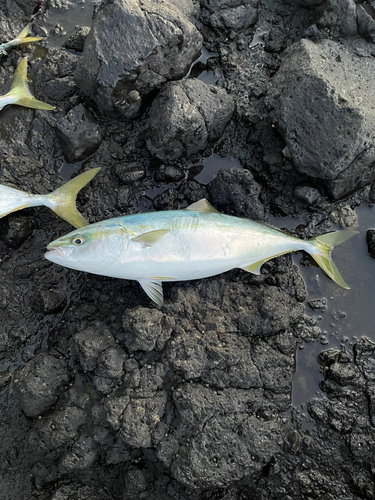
[{"x1": 45, "y1": 246, "x2": 74, "y2": 262}]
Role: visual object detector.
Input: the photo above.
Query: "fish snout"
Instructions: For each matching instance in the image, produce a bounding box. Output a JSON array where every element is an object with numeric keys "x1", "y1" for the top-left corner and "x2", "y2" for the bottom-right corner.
[{"x1": 45, "y1": 245, "x2": 74, "y2": 261}]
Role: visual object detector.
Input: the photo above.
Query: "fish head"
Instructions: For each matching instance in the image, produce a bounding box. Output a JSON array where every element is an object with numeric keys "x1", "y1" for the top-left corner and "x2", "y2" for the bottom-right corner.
[{"x1": 45, "y1": 222, "x2": 129, "y2": 273}]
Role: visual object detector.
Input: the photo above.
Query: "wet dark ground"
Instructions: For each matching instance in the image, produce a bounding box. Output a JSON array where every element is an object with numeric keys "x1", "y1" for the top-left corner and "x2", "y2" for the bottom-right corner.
[{"x1": 1, "y1": 0, "x2": 375, "y2": 499}]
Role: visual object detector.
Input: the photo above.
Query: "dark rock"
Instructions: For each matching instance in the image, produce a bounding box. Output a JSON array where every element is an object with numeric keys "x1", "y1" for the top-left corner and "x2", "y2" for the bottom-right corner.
[
  {"x1": 208, "y1": 4, "x2": 258, "y2": 30},
  {"x1": 50, "y1": 484, "x2": 112, "y2": 500},
  {"x1": 317, "y1": 0, "x2": 357, "y2": 38},
  {"x1": 32, "y1": 289, "x2": 67, "y2": 314},
  {"x1": 354, "y1": 337, "x2": 375, "y2": 380},
  {"x1": 294, "y1": 185, "x2": 322, "y2": 206},
  {"x1": 122, "y1": 307, "x2": 175, "y2": 352},
  {"x1": 155, "y1": 165, "x2": 185, "y2": 182},
  {"x1": 146, "y1": 79, "x2": 234, "y2": 161},
  {"x1": 153, "y1": 188, "x2": 180, "y2": 210},
  {"x1": 14, "y1": 353, "x2": 70, "y2": 417},
  {"x1": 357, "y1": 4, "x2": 375, "y2": 43},
  {"x1": 43, "y1": 76, "x2": 76, "y2": 102},
  {"x1": 59, "y1": 435, "x2": 97, "y2": 472},
  {"x1": 63, "y1": 26, "x2": 90, "y2": 52},
  {"x1": 267, "y1": 39, "x2": 375, "y2": 199},
  {"x1": 116, "y1": 185, "x2": 132, "y2": 211},
  {"x1": 55, "y1": 104, "x2": 102, "y2": 163},
  {"x1": 0, "y1": 215, "x2": 33, "y2": 249},
  {"x1": 208, "y1": 167, "x2": 264, "y2": 219},
  {"x1": 115, "y1": 162, "x2": 145, "y2": 184},
  {"x1": 74, "y1": 322, "x2": 115, "y2": 372},
  {"x1": 75, "y1": 0, "x2": 203, "y2": 116}
]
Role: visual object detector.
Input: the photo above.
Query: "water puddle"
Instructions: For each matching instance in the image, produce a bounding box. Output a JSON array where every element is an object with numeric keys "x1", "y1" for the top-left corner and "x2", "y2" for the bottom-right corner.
[
  {"x1": 188, "y1": 153, "x2": 242, "y2": 184},
  {"x1": 274, "y1": 205, "x2": 375, "y2": 408},
  {"x1": 41, "y1": 0, "x2": 95, "y2": 48},
  {"x1": 249, "y1": 27, "x2": 270, "y2": 49}
]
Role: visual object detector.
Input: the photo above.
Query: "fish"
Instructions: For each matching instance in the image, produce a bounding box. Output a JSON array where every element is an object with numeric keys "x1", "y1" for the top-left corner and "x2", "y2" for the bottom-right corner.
[
  {"x1": 0, "y1": 57, "x2": 54, "y2": 112},
  {"x1": 45, "y1": 199, "x2": 358, "y2": 306},
  {"x1": 0, "y1": 24, "x2": 42, "y2": 56},
  {"x1": 0, "y1": 168, "x2": 100, "y2": 228}
]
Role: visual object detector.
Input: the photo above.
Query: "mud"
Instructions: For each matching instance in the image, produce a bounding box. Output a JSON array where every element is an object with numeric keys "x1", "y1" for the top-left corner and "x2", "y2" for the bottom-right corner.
[{"x1": 1, "y1": 0, "x2": 375, "y2": 499}]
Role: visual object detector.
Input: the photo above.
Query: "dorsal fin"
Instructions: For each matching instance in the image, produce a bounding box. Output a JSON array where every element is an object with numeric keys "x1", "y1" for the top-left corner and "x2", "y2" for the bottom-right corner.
[{"x1": 185, "y1": 199, "x2": 220, "y2": 213}]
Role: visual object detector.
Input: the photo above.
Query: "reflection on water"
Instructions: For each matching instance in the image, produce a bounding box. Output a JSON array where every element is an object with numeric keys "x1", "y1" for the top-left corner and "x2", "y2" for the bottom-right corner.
[
  {"x1": 188, "y1": 153, "x2": 242, "y2": 184},
  {"x1": 287, "y1": 205, "x2": 374, "y2": 407}
]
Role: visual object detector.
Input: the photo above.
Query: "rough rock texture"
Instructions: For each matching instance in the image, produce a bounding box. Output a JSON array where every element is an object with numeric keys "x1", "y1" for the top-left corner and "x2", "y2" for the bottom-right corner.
[
  {"x1": 75, "y1": 0, "x2": 203, "y2": 116},
  {"x1": 1, "y1": 0, "x2": 375, "y2": 499},
  {"x1": 146, "y1": 78, "x2": 234, "y2": 161},
  {"x1": 55, "y1": 104, "x2": 102, "y2": 163},
  {"x1": 267, "y1": 38, "x2": 375, "y2": 199}
]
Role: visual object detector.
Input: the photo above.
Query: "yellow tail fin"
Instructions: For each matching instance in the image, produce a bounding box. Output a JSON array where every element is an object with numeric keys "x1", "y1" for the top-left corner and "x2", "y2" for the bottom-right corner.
[
  {"x1": 308, "y1": 230, "x2": 358, "y2": 289},
  {"x1": 10, "y1": 57, "x2": 55, "y2": 111},
  {"x1": 48, "y1": 168, "x2": 101, "y2": 228},
  {"x1": 14, "y1": 24, "x2": 42, "y2": 46}
]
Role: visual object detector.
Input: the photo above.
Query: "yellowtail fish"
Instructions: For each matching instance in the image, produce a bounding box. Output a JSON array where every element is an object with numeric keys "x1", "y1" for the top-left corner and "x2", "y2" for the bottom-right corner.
[
  {"x1": 0, "y1": 24, "x2": 42, "y2": 56},
  {"x1": 0, "y1": 168, "x2": 100, "y2": 228},
  {"x1": 45, "y1": 199, "x2": 358, "y2": 306},
  {"x1": 0, "y1": 57, "x2": 54, "y2": 111}
]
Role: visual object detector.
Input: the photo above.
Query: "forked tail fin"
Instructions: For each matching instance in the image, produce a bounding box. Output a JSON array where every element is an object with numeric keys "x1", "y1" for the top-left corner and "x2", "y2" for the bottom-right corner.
[
  {"x1": 13, "y1": 24, "x2": 43, "y2": 47},
  {"x1": 9, "y1": 57, "x2": 55, "y2": 110},
  {"x1": 47, "y1": 168, "x2": 101, "y2": 228},
  {"x1": 308, "y1": 230, "x2": 358, "y2": 289}
]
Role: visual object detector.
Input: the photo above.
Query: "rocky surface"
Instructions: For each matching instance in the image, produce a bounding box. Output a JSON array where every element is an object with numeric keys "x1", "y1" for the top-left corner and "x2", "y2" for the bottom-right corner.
[
  {"x1": 0, "y1": 0, "x2": 375, "y2": 499},
  {"x1": 75, "y1": 0, "x2": 203, "y2": 116}
]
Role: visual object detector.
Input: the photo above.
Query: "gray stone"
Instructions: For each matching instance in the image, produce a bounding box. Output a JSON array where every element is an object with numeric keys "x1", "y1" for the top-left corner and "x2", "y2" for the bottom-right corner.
[
  {"x1": 74, "y1": 322, "x2": 115, "y2": 372},
  {"x1": 329, "y1": 205, "x2": 357, "y2": 227},
  {"x1": 146, "y1": 79, "x2": 234, "y2": 161},
  {"x1": 75, "y1": 0, "x2": 203, "y2": 116},
  {"x1": 318, "y1": 0, "x2": 357, "y2": 38},
  {"x1": 367, "y1": 230, "x2": 375, "y2": 259},
  {"x1": 55, "y1": 104, "x2": 102, "y2": 163},
  {"x1": 357, "y1": 4, "x2": 375, "y2": 43},
  {"x1": 155, "y1": 165, "x2": 185, "y2": 182},
  {"x1": 63, "y1": 26, "x2": 90, "y2": 52},
  {"x1": 32, "y1": 289, "x2": 67, "y2": 314},
  {"x1": 14, "y1": 353, "x2": 70, "y2": 417},
  {"x1": 267, "y1": 39, "x2": 375, "y2": 199},
  {"x1": 115, "y1": 162, "x2": 145, "y2": 184},
  {"x1": 59, "y1": 436, "x2": 97, "y2": 472},
  {"x1": 0, "y1": 215, "x2": 33, "y2": 249},
  {"x1": 209, "y1": 5, "x2": 258, "y2": 30},
  {"x1": 208, "y1": 167, "x2": 264, "y2": 219}
]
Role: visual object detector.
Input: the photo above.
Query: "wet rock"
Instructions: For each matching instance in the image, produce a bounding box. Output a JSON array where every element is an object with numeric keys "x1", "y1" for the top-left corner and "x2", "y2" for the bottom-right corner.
[
  {"x1": 354, "y1": 337, "x2": 375, "y2": 380},
  {"x1": 153, "y1": 188, "x2": 180, "y2": 210},
  {"x1": 155, "y1": 164, "x2": 185, "y2": 182},
  {"x1": 366, "y1": 230, "x2": 375, "y2": 258},
  {"x1": 267, "y1": 39, "x2": 375, "y2": 199},
  {"x1": 294, "y1": 185, "x2": 322, "y2": 206},
  {"x1": 50, "y1": 484, "x2": 112, "y2": 500},
  {"x1": 14, "y1": 353, "x2": 70, "y2": 417},
  {"x1": 30, "y1": 406, "x2": 87, "y2": 451},
  {"x1": 75, "y1": 0, "x2": 203, "y2": 116},
  {"x1": 146, "y1": 79, "x2": 234, "y2": 161},
  {"x1": 317, "y1": 0, "x2": 357, "y2": 38},
  {"x1": 63, "y1": 26, "x2": 90, "y2": 52},
  {"x1": 43, "y1": 76, "x2": 76, "y2": 102},
  {"x1": 209, "y1": 4, "x2": 258, "y2": 30},
  {"x1": 357, "y1": 4, "x2": 375, "y2": 43},
  {"x1": 115, "y1": 162, "x2": 145, "y2": 184},
  {"x1": 0, "y1": 215, "x2": 33, "y2": 249},
  {"x1": 55, "y1": 104, "x2": 102, "y2": 163},
  {"x1": 32, "y1": 289, "x2": 67, "y2": 314},
  {"x1": 329, "y1": 205, "x2": 357, "y2": 227},
  {"x1": 116, "y1": 185, "x2": 132, "y2": 211},
  {"x1": 208, "y1": 167, "x2": 264, "y2": 219},
  {"x1": 74, "y1": 322, "x2": 115, "y2": 372},
  {"x1": 59, "y1": 435, "x2": 97, "y2": 472},
  {"x1": 122, "y1": 307, "x2": 175, "y2": 352}
]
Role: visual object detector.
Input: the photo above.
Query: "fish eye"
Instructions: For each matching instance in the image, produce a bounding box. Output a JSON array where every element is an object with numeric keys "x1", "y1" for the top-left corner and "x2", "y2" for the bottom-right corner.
[{"x1": 72, "y1": 236, "x2": 85, "y2": 246}]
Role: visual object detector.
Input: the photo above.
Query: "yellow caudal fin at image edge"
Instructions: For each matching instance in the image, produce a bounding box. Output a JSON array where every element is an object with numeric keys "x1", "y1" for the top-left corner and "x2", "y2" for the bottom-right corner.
[
  {"x1": 49, "y1": 168, "x2": 101, "y2": 228},
  {"x1": 14, "y1": 24, "x2": 42, "y2": 46},
  {"x1": 309, "y1": 230, "x2": 359, "y2": 289},
  {"x1": 10, "y1": 57, "x2": 54, "y2": 110}
]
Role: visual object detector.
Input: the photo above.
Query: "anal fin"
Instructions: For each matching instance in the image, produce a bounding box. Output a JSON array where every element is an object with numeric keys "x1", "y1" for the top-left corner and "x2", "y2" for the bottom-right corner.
[
  {"x1": 241, "y1": 258, "x2": 268, "y2": 275},
  {"x1": 138, "y1": 279, "x2": 164, "y2": 306}
]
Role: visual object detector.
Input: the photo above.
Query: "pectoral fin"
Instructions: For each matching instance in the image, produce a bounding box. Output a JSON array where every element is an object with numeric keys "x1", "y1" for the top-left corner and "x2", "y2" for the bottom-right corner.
[
  {"x1": 132, "y1": 229, "x2": 169, "y2": 247},
  {"x1": 138, "y1": 279, "x2": 164, "y2": 306},
  {"x1": 185, "y1": 199, "x2": 220, "y2": 213}
]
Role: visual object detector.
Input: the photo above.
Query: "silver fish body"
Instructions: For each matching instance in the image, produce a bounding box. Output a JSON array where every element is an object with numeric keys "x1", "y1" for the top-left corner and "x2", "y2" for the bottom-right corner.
[{"x1": 45, "y1": 199, "x2": 358, "y2": 305}]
